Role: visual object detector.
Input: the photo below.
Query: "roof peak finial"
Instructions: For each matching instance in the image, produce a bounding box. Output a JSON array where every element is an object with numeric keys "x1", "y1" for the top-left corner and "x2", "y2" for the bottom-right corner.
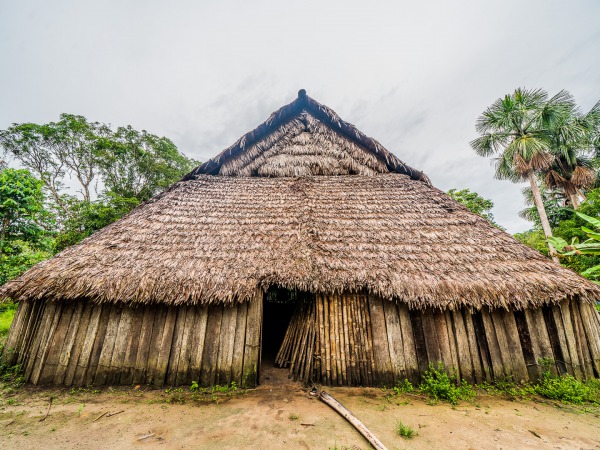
[{"x1": 298, "y1": 89, "x2": 307, "y2": 100}]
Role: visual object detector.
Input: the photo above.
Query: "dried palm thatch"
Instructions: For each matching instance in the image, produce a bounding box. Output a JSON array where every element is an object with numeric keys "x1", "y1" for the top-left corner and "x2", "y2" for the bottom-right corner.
[
  {"x1": 185, "y1": 90, "x2": 430, "y2": 183},
  {"x1": 2, "y1": 173, "x2": 599, "y2": 309}
]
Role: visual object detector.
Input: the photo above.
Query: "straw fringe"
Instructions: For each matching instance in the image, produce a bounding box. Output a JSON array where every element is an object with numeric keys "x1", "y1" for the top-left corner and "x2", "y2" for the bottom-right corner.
[{"x1": 2, "y1": 174, "x2": 599, "y2": 309}]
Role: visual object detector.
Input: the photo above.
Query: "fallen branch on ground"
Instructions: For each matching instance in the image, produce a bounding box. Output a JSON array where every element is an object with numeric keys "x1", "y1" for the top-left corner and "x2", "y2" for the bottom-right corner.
[{"x1": 318, "y1": 390, "x2": 387, "y2": 450}]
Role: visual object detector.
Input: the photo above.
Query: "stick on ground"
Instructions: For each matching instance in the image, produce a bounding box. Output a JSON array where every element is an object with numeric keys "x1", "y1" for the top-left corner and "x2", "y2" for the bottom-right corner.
[
  {"x1": 39, "y1": 397, "x2": 53, "y2": 422},
  {"x1": 319, "y1": 390, "x2": 387, "y2": 450}
]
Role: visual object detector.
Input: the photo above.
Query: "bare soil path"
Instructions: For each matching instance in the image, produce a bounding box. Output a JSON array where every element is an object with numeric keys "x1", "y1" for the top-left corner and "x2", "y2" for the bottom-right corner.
[{"x1": 1, "y1": 377, "x2": 600, "y2": 449}]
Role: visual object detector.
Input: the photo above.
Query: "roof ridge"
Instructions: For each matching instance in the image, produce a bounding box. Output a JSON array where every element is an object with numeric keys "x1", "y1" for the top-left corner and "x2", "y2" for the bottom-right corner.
[{"x1": 183, "y1": 90, "x2": 430, "y2": 184}]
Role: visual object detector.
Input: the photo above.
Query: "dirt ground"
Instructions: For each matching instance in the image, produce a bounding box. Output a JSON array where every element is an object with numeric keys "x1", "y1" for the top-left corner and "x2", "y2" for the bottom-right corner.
[{"x1": 1, "y1": 371, "x2": 600, "y2": 450}]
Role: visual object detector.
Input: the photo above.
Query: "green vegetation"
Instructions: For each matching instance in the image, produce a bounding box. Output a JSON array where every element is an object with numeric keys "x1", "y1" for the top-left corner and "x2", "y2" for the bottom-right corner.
[
  {"x1": 472, "y1": 88, "x2": 600, "y2": 259},
  {"x1": 0, "y1": 115, "x2": 197, "y2": 288},
  {"x1": 0, "y1": 302, "x2": 17, "y2": 337},
  {"x1": 447, "y1": 188, "x2": 503, "y2": 229},
  {"x1": 288, "y1": 413, "x2": 299, "y2": 420},
  {"x1": 395, "y1": 421, "x2": 417, "y2": 439},
  {"x1": 388, "y1": 361, "x2": 600, "y2": 406},
  {"x1": 418, "y1": 363, "x2": 475, "y2": 404}
]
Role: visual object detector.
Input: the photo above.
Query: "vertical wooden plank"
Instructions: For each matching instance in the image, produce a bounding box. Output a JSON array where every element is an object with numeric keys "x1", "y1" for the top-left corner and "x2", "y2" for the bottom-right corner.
[
  {"x1": 367, "y1": 294, "x2": 392, "y2": 386},
  {"x1": 84, "y1": 303, "x2": 112, "y2": 386},
  {"x1": 577, "y1": 302, "x2": 600, "y2": 376},
  {"x1": 328, "y1": 294, "x2": 339, "y2": 385},
  {"x1": 499, "y1": 309, "x2": 529, "y2": 383},
  {"x1": 451, "y1": 310, "x2": 474, "y2": 383},
  {"x1": 558, "y1": 300, "x2": 583, "y2": 379},
  {"x1": 341, "y1": 294, "x2": 354, "y2": 384},
  {"x1": 188, "y1": 305, "x2": 208, "y2": 384},
  {"x1": 397, "y1": 304, "x2": 419, "y2": 384},
  {"x1": 175, "y1": 306, "x2": 196, "y2": 386},
  {"x1": 166, "y1": 306, "x2": 188, "y2": 386},
  {"x1": 153, "y1": 306, "x2": 178, "y2": 387},
  {"x1": 409, "y1": 309, "x2": 430, "y2": 378},
  {"x1": 542, "y1": 305, "x2": 568, "y2": 375},
  {"x1": 24, "y1": 302, "x2": 53, "y2": 382},
  {"x1": 551, "y1": 302, "x2": 575, "y2": 376},
  {"x1": 38, "y1": 303, "x2": 76, "y2": 384},
  {"x1": 109, "y1": 307, "x2": 134, "y2": 385},
  {"x1": 1, "y1": 301, "x2": 30, "y2": 365},
  {"x1": 132, "y1": 305, "x2": 157, "y2": 384},
  {"x1": 54, "y1": 301, "x2": 85, "y2": 385},
  {"x1": 216, "y1": 305, "x2": 237, "y2": 385},
  {"x1": 322, "y1": 294, "x2": 332, "y2": 385},
  {"x1": 64, "y1": 302, "x2": 93, "y2": 386},
  {"x1": 349, "y1": 293, "x2": 366, "y2": 385},
  {"x1": 31, "y1": 302, "x2": 62, "y2": 385},
  {"x1": 382, "y1": 299, "x2": 406, "y2": 381},
  {"x1": 524, "y1": 308, "x2": 557, "y2": 375},
  {"x1": 570, "y1": 301, "x2": 595, "y2": 379},
  {"x1": 230, "y1": 302, "x2": 248, "y2": 386},
  {"x1": 242, "y1": 291, "x2": 262, "y2": 387},
  {"x1": 421, "y1": 309, "x2": 441, "y2": 367},
  {"x1": 466, "y1": 311, "x2": 488, "y2": 382},
  {"x1": 490, "y1": 309, "x2": 515, "y2": 379},
  {"x1": 480, "y1": 308, "x2": 505, "y2": 379},
  {"x1": 336, "y1": 294, "x2": 348, "y2": 385},
  {"x1": 120, "y1": 306, "x2": 144, "y2": 386},
  {"x1": 17, "y1": 301, "x2": 43, "y2": 368},
  {"x1": 73, "y1": 303, "x2": 103, "y2": 386},
  {"x1": 94, "y1": 304, "x2": 123, "y2": 386},
  {"x1": 433, "y1": 310, "x2": 453, "y2": 369},
  {"x1": 444, "y1": 311, "x2": 460, "y2": 375},
  {"x1": 201, "y1": 305, "x2": 223, "y2": 386}
]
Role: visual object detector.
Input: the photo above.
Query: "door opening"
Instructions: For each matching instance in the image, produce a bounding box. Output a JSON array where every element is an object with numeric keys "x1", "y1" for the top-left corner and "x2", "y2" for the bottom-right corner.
[{"x1": 260, "y1": 287, "x2": 299, "y2": 384}]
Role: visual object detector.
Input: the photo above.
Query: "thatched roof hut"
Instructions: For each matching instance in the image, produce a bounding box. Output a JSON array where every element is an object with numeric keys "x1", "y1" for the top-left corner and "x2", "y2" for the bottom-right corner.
[{"x1": 2, "y1": 90, "x2": 600, "y2": 388}]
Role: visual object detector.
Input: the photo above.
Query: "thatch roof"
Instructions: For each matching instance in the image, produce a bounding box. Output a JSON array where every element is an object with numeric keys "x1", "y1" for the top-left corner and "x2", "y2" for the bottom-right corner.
[
  {"x1": 2, "y1": 90, "x2": 599, "y2": 309},
  {"x1": 185, "y1": 90, "x2": 430, "y2": 182},
  {"x1": 2, "y1": 173, "x2": 599, "y2": 309}
]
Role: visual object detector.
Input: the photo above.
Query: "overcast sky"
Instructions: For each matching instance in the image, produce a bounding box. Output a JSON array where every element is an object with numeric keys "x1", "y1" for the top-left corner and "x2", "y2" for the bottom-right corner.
[{"x1": 1, "y1": 0, "x2": 599, "y2": 233}]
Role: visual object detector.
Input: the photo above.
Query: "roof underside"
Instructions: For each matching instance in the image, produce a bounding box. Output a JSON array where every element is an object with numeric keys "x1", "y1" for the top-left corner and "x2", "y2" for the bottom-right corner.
[{"x1": 3, "y1": 174, "x2": 599, "y2": 309}]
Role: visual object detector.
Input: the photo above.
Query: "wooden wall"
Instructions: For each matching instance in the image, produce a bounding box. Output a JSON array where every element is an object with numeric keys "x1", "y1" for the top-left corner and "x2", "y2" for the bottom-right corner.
[
  {"x1": 276, "y1": 294, "x2": 600, "y2": 386},
  {"x1": 1, "y1": 294, "x2": 263, "y2": 388},
  {"x1": 2, "y1": 291, "x2": 600, "y2": 388}
]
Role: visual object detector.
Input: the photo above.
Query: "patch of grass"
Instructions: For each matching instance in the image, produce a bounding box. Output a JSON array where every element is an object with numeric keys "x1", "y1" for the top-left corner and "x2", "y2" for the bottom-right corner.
[
  {"x1": 0, "y1": 362, "x2": 25, "y2": 390},
  {"x1": 595, "y1": 302, "x2": 600, "y2": 313},
  {"x1": 288, "y1": 413, "x2": 299, "y2": 420},
  {"x1": 392, "y1": 379, "x2": 414, "y2": 395},
  {"x1": 419, "y1": 363, "x2": 475, "y2": 405},
  {"x1": 534, "y1": 370, "x2": 597, "y2": 405},
  {"x1": 0, "y1": 302, "x2": 17, "y2": 337},
  {"x1": 396, "y1": 421, "x2": 416, "y2": 439}
]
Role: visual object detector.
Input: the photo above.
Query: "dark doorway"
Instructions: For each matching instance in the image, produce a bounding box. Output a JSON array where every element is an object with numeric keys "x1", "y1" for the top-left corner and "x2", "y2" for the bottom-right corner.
[{"x1": 260, "y1": 287, "x2": 299, "y2": 384}]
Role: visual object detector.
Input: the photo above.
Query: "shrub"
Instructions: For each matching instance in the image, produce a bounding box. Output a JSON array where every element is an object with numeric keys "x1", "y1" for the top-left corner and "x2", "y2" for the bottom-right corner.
[
  {"x1": 534, "y1": 370, "x2": 594, "y2": 404},
  {"x1": 419, "y1": 363, "x2": 475, "y2": 404}
]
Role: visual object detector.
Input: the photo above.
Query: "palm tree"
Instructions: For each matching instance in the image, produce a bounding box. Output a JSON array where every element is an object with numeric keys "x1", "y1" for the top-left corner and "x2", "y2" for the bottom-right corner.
[
  {"x1": 544, "y1": 101, "x2": 599, "y2": 209},
  {"x1": 470, "y1": 88, "x2": 574, "y2": 261}
]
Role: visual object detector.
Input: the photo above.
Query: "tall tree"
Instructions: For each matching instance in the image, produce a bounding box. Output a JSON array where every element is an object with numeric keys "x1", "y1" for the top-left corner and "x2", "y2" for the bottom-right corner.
[
  {"x1": 471, "y1": 88, "x2": 575, "y2": 261},
  {"x1": 544, "y1": 101, "x2": 599, "y2": 208},
  {"x1": 447, "y1": 188, "x2": 503, "y2": 229}
]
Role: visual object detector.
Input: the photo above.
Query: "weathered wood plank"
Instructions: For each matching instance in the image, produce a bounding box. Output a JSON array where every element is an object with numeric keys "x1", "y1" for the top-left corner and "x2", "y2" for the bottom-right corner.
[
  {"x1": 120, "y1": 306, "x2": 144, "y2": 386},
  {"x1": 464, "y1": 311, "x2": 487, "y2": 382},
  {"x1": 558, "y1": 300, "x2": 583, "y2": 379},
  {"x1": 166, "y1": 306, "x2": 188, "y2": 386},
  {"x1": 153, "y1": 306, "x2": 178, "y2": 387},
  {"x1": 25, "y1": 302, "x2": 53, "y2": 382},
  {"x1": 433, "y1": 310, "x2": 453, "y2": 370},
  {"x1": 524, "y1": 308, "x2": 557, "y2": 376},
  {"x1": 570, "y1": 301, "x2": 595, "y2": 379},
  {"x1": 64, "y1": 302, "x2": 93, "y2": 386},
  {"x1": 230, "y1": 302, "x2": 248, "y2": 386},
  {"x1": 2, "y1": 301, "x2": 30, "y2": 365},
  {"x1": 189, "y1": 306, "x2": 209, "y2": 384},
  {"x1": 216, "y1": 305, "x2": 238, "y2": 386},
  {"x1": 489, "y1": 309, "x2": 514, "y2": 379},
  {"x1": 39, "y1": 303, "x2": 76, "y2": 384},
  {"x1": 480, "y1": 308, "x2": 505, "y2": 379},
  {"x1": 382, "y1": 299, "x2": 406, "y2": 381},
  {"x1": 144, "y1": 305, "x2": 168, "y2": 385},
  {"x1": 133, "y1": 305, "x2": 157, "y2": 385},
  {"x1": 84, "y1": 303, "x2": 112, "y2": 386},
  {"x1": 73, "y1": 303, "x2": 103, "y2": 386},
  {"x1": 95, "y1": 305, "x2": 123, "y2": 386},
  {"x1": 397, "y1": 303, "x2": 419, "y2": 384},
  {"x1": 54, "y1": 302, "x2": 85, "y2": 385},
  {"x1": 175, "y1": 306, "x2": 196, "y2": 386},
  {"x1": 242, "y1": 291, "x2": 262, "y2": 388},
  {"x1": 577, "y1": 302, "x2": 600, "y2": 376},
  {"x1": 367, "y1": 295, "x2": 392, "y2": 386},
  {"x1": 499, "y1": 309, "x2": 529, "y2": 383},
  {"x1": 31, "y1": 302, "x2": 62, "y2": 385},
  {"x1": 451, "y1": 310, "x2": 474, "y2": 383},
  {"x1": 551, "y1": 302, "x2": 575, "y2": 376},
  {"x1": 421, "y1": 309, "x2": 441, "y2": 367},
  {"x1": 201, "y1": 305, "x2": 223, "y2": 387}
]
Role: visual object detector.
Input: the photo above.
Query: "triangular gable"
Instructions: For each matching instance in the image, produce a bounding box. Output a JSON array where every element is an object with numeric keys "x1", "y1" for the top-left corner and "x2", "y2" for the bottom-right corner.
[{"x1": 184, "y1": 90, "x2": 430, "y2": 183}]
